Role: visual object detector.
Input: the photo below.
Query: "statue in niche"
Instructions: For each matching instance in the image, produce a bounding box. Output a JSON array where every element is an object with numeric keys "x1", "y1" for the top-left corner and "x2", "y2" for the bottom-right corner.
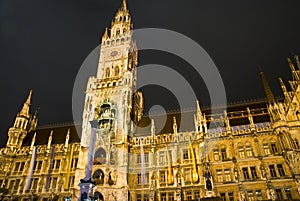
[
  {"x1": 260, "y1": 162, "x2": 267, "y2": 179},
  {"x1": 203, "y1": 162, "x2": 213, "y2": 191},
  {"x1": 150, "y1": 172, "x2": 157, "y2": 189},
  {"x1": 108, "y1": 172, "x2": 114, "y2": 185},
  {"x1": 93, "y1": 169, "x2": 105, "y2": 185}
]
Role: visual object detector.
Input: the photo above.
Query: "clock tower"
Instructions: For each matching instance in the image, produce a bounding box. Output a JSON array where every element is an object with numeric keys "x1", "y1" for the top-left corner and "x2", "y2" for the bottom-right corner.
[{"x1": 77, "y1": 0, "x2": 138, "y2": 200}]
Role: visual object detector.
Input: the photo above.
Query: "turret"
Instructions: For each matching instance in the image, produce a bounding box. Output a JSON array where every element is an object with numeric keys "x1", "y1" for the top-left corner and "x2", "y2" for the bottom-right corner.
[
  {"x1": 110, "y1": 0, "x2": 131, "y2": 38},
  {"x1": 6, "y1": 90, "x2": 36, "y2": 149},
  {"x1": 195, "y1": 100, "x2": 207, "y2": 133}
]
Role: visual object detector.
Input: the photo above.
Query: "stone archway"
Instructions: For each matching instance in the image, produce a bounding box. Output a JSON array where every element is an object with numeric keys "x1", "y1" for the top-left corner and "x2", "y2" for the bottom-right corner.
[
  {"x1": 94, "y1": 148, "x2": 107, "y2": 164},
  {"x1": 93, "y1": 169, "x2": 105, "y2": 185},
  {"x1": 94, "y1": 191, "x2": 104, "y2": 201}
]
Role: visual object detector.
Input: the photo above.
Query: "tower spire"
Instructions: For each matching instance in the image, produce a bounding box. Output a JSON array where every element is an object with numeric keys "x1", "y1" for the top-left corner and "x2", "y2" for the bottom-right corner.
[
  {"x1": 20, "y1": 90, "x2": 32, "y2": 117},
  {"x1": 259, "y1": 68, "x2": 275, "y2": 104},
  {"x1": 121, "y1": 0, "x2": 127, "y2": 11},
  {"x1": 294, "y1": 55, "x2": 300, "y2": 69}
]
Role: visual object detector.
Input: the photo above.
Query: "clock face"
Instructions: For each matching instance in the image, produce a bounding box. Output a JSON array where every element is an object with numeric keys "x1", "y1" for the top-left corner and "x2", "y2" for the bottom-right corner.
[{"x1": 110, "y1": 50, "x2": 119, "y2": 58}]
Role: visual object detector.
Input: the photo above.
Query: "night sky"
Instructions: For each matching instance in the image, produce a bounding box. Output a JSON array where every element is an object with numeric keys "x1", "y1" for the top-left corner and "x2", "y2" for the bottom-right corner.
[{"x1": 0, "y1": 0, "x2": 300, "y2": 147}]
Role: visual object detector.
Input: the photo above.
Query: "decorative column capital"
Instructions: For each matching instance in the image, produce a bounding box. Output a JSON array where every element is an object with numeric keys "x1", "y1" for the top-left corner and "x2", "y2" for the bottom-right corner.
[{"x1": 89, "y1": 120, "x2": 99, "y2": 129}]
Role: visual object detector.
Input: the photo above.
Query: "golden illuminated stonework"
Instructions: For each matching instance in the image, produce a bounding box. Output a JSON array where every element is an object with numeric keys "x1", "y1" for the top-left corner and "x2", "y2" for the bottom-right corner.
[{"x1": 1, "y1": 0, "x2": 300, "y2": 201}]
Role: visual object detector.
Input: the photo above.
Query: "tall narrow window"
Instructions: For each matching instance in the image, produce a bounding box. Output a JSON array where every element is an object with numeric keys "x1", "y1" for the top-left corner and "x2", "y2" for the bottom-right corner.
[
  {"x1": 183, "y1": 149, "x2": 189, "y2": 160},
  {"x1": 294, "y1": 138, "x2": 299, "y2": 149},
  {"x1": 116, "y1": 28, "x2": 120, "y2": 36},
  {"x1": 14, "y1": 163, "x2": 20, "y2": 172},
  {"x1": 217, "y1": 169, "x2": 223, "y2": 183},
  {"x1": 186, "y1": 191, "x2": 192, "y2": 200},
  {"x1": 256, "y1": 190, "x2": 262, "y2": 200},
  {"x1": 114, "y1": 66, "x2": 119, "y2": 76},
  {"x1": 270, "y1": 143, "x2": 278, "y2": 154},
  {"x1": 221, "y1": 148, "x2": 227, "y2": 160},
  {"x1": 161, "y1": 193, "x2": 167, "y2": 201},
  {"x1": 145, "y1": 153, "x2": 149, "y2": 164},
  {"x1": 213, "y1": 149, "x2": 219, "y2": 161},
  {"x1": 137, "y1": 174, "x2": 142, "y2": 184},
  {"x1": 277, "y1": 164, "x2": 285, "y2": 176},
  {"x1": 9, "y1": 180, "x2": 15, "y2": 193},
  {"x1": 159, "y1": 151, "x2": 165, "y2": 165},
  {"x1": 228, "y1": 192, "x2": 234, "y2": 201},
  {"x1": 224, "y1": 169, "x2": 231, "y2": 182},
  {"x1": 137, "y1": 194, "x2": 142, "y2": 201},
  {"x1": 250, "y1": 166, "x2": 258, "y2": 179},
  {"x1": 269, "y1": 165, "x2": 277, "y2": 177},
  {"x1": 137, "y1": 154, "x2": 141, "y2": 164},
  {"x1": 246, "y1": 144, "x2": 253, "y2": 157},
  {"x1": 238, "y1": 146, "x2": 245, "y2": 158},
  {"x1": 263, "y1": 143, "x2": 270, "y2": 155},
  {"x1": 72, "y1": 158, "x2": 78, "y2": 169},
  {"x1": 242, "y1": 167, "x2": 250, "y2": 180},
  {"x1": 247, "y1": 191, "x2": 254, "y2": 201},
  {"x1": 194, "y1": 191, "x2": 200, "y2": 199},
  {"x1": 105, "y1": 68, "x2": 110, "y2": 78},
  {"x1": 275, "y1": 189, "x2": 283, "y2": 199},
  {"x1": 184, "y1": 168, "x2": 192, "y2": 184},
  {"x1": 13, "y1": 179, "x2": 20, "y2": 194},
  {"x1": 285, "y1": 188, "x2": 292, "y2": 200},
  {"x1": 168, "y1": 193, "x2": 174, "y2": 201},
  {"x1": 159, "y1": 171, "x2": 166, "y2": 183},
  {"x1": 220, "y1": 193, "x2": 226, "y2": 201}
]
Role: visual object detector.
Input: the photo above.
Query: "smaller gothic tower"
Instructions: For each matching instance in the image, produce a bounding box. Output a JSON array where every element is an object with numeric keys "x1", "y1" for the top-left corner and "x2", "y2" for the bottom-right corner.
[{"x1": 6, "y1": 90, "x2": 37, "y2": 149}]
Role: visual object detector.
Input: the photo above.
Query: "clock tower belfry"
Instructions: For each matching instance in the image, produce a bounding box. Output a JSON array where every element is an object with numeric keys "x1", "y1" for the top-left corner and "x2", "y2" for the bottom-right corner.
[
  {"x1": 81, "y1": 0, "x2": 137, "y2": 147},
  {"x1": 77, "y1": 0, "x2": 138, "y2": 200}
]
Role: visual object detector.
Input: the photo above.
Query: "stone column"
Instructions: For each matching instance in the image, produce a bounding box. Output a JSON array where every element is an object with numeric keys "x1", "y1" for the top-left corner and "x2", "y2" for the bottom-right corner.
[{"x1": 78, "y1": 120, "x2": 98, "y2": 201}]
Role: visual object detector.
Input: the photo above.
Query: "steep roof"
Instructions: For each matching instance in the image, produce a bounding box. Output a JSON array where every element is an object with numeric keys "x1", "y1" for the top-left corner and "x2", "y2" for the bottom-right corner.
[
  {"x1": 21, "y1": 99, "x2": 277, "y2": 145},
  {"x1": 22, "y1": 123, "x2": 81, "y2": 146},
  {"x1": 133, "y1": 98, "x2": 273, "y2": 136}
]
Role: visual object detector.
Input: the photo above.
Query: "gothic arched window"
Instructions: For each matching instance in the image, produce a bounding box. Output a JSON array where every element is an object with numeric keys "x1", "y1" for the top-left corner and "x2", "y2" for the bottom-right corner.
[
  {"x1": 245, "y1": 142, "x2": 253, "y2": 157},
  {"x1": 123, "y1": 28, "x2": 127, "y2": 34},
  {"x1": 114, "y1": 66, "x2": 120, "y2": 76},
  {"x1": 294, "y1": 138, "x2": 299, "y2": 149},
  {"x1": 105, "y1": 68, "x2": 110, "y2": 78},
  {"x1": 94, "y1": 148, "x2": 107, "y2": 164},
  {"x1": 116, "y1": 28, "x2": 120, "y2": 36}
]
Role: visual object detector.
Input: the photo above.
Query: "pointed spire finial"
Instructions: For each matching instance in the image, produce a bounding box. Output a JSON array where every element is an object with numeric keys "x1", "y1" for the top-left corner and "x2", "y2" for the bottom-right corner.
[
  {"x1": 173, "y1": 116, "x2": 178, "y2": 134},
  {"x1": 196, "y1": 100, "x2": 202, "y2": 117},
  {"x1": 151, "y1": 119, "x2": 155, "y2": 137},
  {"x1": 20, "y1": 90, "x2": 32, "y2": 117},
  {"x1": 47, "y1": 130, "x2": 53, "y2": 150},
  {"x1": 294, "y1": 55, "x2": 300, "y2": 69},
  {"x1": 103, "y1": 27, "x2": 109, "y2": 40},
  {"x1": 278, "y1": 77, "x2": 287, "y2": 94},
  {"x1": 64, "y1": 128, "x2": 70, "y2": 149},
  {"x1": 287, "y1": 57, "x2": 300, "y2": 80},
  {"x1": 259, "y1": 67, "x2": 275, "y2": 104},
  {"x1": 287, "y1": 57, "x2": 296, "y2": 72},
  {"x1": 121, "y1": 0, "x2": 127, "y2": 11},
  {"x1": 30, "y1": 132, "x2": 36, "y2": 151}
]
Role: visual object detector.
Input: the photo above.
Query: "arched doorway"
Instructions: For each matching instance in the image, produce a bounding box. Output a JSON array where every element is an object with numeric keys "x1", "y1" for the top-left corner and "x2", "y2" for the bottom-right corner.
[{"x1": 94, "y1": 191, "x2": 104, "y2": 201}]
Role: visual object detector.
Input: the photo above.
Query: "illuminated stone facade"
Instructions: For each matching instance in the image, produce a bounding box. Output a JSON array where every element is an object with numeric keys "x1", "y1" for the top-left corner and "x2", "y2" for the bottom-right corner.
[{"x1": 1, "y1": 0, "x2": 300, "y2": 201}]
